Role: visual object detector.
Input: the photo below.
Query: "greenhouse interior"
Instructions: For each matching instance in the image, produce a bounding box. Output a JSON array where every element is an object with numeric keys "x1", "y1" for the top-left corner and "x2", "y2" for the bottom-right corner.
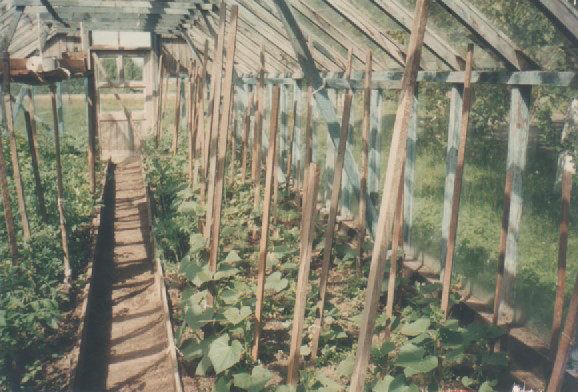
[{"x1": 0, "y1": 0, "x2": 577, "y2": 391}]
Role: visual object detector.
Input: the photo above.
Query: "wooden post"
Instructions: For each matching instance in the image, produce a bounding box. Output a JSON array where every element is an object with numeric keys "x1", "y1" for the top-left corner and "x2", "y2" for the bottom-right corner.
[
  {"x1": 349, "y1": 1, "x2": 430, "y2": 389},
  {"x1": 194, "y1": 41, "x2": 209, "y2": 189},
  {"x1": 204, "y1": 4, "x2": 227, "y2": 240},
  {"x1": 1, "y1": 52, "x2": 30, "y2": 241},
  {"x1": 159, "y1": 69, "x2": 170, "y2": 144},
  {"x1": 252, "y1": 84, "x2": 281, "y2": 360},
  {"x1": 155, "y1": 55, "x2": 164, "y2": 147},
  {"x1": 440, "y1": 44, "x2": 474, "y2": 316},
  {"x1": 253, "y1": 45, "x2": 266, "y2": 210},
  {"x1": 56, "y1": 82, "x2": 64, "y2": 134},
  {"x1": 208, "y1": 4, "x2": 238, "y2": 302},
  {"x1": 304, "y1": 79, "x2": 313, "y2": 171},
  {"x1": 229, "y1": 111, "x2": 237, "y2": 181},
  {"x1": 241, "y1": 91, "x2": 254, "y2": 184},
  {"x1": 547, "y1": 272, "x2": 578, "y2": 392},
  {"x1": 287, "y1": 163, "x2": 320, "y2": 385},
  {"x1": 357, "y1": 50, "x2": 372, "y2": 274},
  {"x1": 385, "y1": 172, "x2": 405, "y2": 318},
  {"x1": 50, "y1": 84, "x2": 71, "y2": 285},
  {"x1": 86, "y1": 71, "x2": 97, "y2": 194},
  {"x1": 172, "y1": 64, "x2": 183, "y2": 155},
  {"x1": 403, "y1": 91, "x2": 419, "y2": 248},
  {"x1": 23, "y1": 104, "x2": 47, "y2": 224},
  {"x1": 310, "y1": 91, "x2": 353, "y2": 362},
  {"x1": 273, "y1": 133, "x2": 279, "y2": 225},
  {"x1": 285, "y1": 99, "x2": 297, "y2": 193},
  {"x1": 188, "y1": 64, "x2": 196, "y2": 183},
  {"x1": 497, "y1": 85, "x2": 533, "y2": 321}
]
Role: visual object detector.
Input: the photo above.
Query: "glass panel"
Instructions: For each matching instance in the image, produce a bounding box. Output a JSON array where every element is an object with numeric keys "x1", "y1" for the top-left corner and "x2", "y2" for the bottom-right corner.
[
  {"x1": 123, "y1": 56, "x2": 144, "y2": 82},
  {"x1": 97, "y1": 57, "x2": 119, "y2": 83},
  {"x1": 100, "y1": 88, "x2": 145, "y2": 112}
]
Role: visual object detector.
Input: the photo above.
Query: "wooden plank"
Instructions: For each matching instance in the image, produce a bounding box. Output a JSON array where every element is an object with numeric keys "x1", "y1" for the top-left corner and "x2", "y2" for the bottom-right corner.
[
  {"x1": 241, "y1": 90, "x2": 254, "y2": 184},
  {"x1": 437, "y1": 0, "x2": 537, "y2": 70},
  {"x1": 201, "y1": 35, "x2": 219, "y2": 202},
  {"x1": 385, "y1": 171, "x2": 405, "y2": 318},
  {"x1": 547, "y1": 272, "x2": 578, "y2": 392},
  {"x1": 368, "y1": 89, "x2": 381, "y2": 196},
  {"x1": 0, "y1": 6, "x2": 24, "y2": 52},
  {"x1": 304, "y1": 78, "x2": 313, "y2": 170},
  {"x1": 50, "y1": 84, "x2": 71, "y2": 285},
  {"x1": 357, "y1": 50, "x2": 372, "y2": 273},
  {"x1": 287, "y1": 162, "x2": 320, "y2": 385},
  {"x1": 172, "y1": 67, "x2": 183, "y2": 155},
  {"x1": 252, "y1": 84, "x2": 281, "y2": 360},
  {"x1": 373, "y1": 0, "x2": 464, "y2": 70},
  {"x1": 440, "y1": 85, "x2": 464, "y2": 276},
  {"x1": 498, "y1": 85, "x2": 532, "y2": 320},
  {"x1": 154, "y1": 55, "x2": 164, "y2": 145},
  {"x1": 1, "y1": 53, "x2": 30, "y2": 241},
  {"x1": 188, "y1": 64, "x2": 198, "y2": 183},
  {"x1": 208, "y1": 3, "x2": 238, "y2": 298},
  {"x1": 194, "y1": 40, "x2": 209, "y2": 187},
  {"x1": 440, "y1": 44, "x2": 474, "y2": 316},
  {"x1": 204, "y1": 4, "x2": 226, "y2": 240},
  {"x1": 252, "y1": 45, "x2": 266, "y2": 209},
  {"x1": 310, "y1": 91, "x2": 353, "y2": 362},
  {"x1": 403, "y1": 90, "x2": 418, "y2": 248},
  {"x1": 285, "y1": 98, "x2": 297, "y2": 193},
  {"x1": 23, "y1": 93, "x2": 47, "y2": 224},
  {"x1": 349, "y1": 1, "x2": 430, "y2": 389},
  {"x1": 530, "y1": 0, "x2": 578, "y2": 47},
  {"x1": 550, "y1": 167, "x2": 573, "y2": 353}
]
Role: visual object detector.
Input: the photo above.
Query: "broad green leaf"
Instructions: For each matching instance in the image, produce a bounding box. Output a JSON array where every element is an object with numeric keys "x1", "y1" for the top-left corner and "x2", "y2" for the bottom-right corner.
[
  {"x1": 336, "y1": 355, "x2": 355, "y2": 377},
  {"x1": 461, "y1": 376, "x2": 475, "y2": 387},
  {"x1": 373, "y1": 375, "x2": 418, "y2": 392},
  {"x1": 208, "y1": 334, "x2": 243, "y2": 374},
  {"x1": 315, "y1": 374, "x2": 342, "y2": 391},
  {"x1": 224, "y1": 251, "x2": 242, "y2": 263},
  {"x1": 300, "y1": 345, "x2": 311, "y2": 356},
  {"x1": 180, "y1": 258, "x2": 212, "y2": 287},
  {"x1": 394, "y1": 343, "x2": 424, "y2": 367},
  {"x1": 482, "y1": 352, "x2": 508, "y2": 367},
  {"x1": 371, "y1": 342, "x2": 396, "y2": 361},
  {"x1": 400, "y1": 318, "x2": 431, "y2": 336},
  {"x1": 184, "y1": 304, "x2": 215, "y2": 330},
  {"x1": 180, "y1": 339, "x2": 204, "y2": 361},
  {"x1": 189, "y1": 233, "x2": 206, "y2": 253},
  {"x1": 213, "y1": 375, "x2": 231, "y2": 392},
  {"x1": 233, "y1": 366, "x2": 273, "y2": 391},
  {"x1": 221, "y1": 289, "x2": 241, "y2": 305},
  {"x1": 265, "y1": 271, "x2": 289, "y2": 293},
  {"x1": 196, "y1": 353, "x2": 213, "y2": 375},
  {"x1": 479, "y1": 380, "x2": 497, "y2": 392},
  {"x1": 403, "y1": 355, "x2": 438, "y2": 377},
  {"x1": 224, "y1": 306, "x2": 252, "y2": 325},
  {"x1": 214, "y1": 264, "x2": 240, "y2": 281},
  {"x1": 446, "y1": 347, "x2": 465, "y2": 363}
]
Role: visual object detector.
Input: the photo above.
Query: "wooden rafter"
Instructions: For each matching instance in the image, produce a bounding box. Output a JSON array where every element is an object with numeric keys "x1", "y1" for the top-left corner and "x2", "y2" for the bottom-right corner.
[
  {"x1": 437, "y1": 0, "x2": 538, "y2": 70},
  {"x1": 530, "y1": 0, "x2": 578, "y2": 47}
]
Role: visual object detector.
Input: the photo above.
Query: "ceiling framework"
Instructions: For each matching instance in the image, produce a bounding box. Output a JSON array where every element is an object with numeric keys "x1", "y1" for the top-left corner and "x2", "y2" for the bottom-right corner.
[{"x1": 1, "y1": 0, "x2": 576, "y2": 76}]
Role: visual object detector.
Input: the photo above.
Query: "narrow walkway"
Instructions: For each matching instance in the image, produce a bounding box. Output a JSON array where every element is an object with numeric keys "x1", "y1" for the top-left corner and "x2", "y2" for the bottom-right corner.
[{"x1": 77, "y1": 155, "x2": 176, "y2": 391}]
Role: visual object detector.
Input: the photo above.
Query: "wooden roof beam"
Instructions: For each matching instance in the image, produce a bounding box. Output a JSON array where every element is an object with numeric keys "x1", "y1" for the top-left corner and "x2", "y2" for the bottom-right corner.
[
  {"x1": 0, "y1": 6, "x2": 25, "y2": 52},
  {"x1": 373, "y1": 0, "x2": 465, "y2": 70},
  {"x1": 437, "y1": 0, "x2": 539, "y2": 70},
  {"x1": 530, "y1": 0, "x2": 578, "y2": 47},
  {"x1": 322, "y1": 0, "x2": 408, "y2": 68}
]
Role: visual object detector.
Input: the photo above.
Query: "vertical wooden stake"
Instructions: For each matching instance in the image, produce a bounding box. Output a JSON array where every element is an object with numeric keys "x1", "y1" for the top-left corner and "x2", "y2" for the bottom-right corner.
[
  {"x1": 285, "y1": 100, "x2": 297, "y2": 193},
  {"x1": 155, "y1": 55, "x2": 164, "y2": 147},
  {"x1": 287, "y1": 163, "x2": 321, "y2": 385},
  {"x1": 310, "y1": 91, "x2": 353, "y2": 362},
  {"x1": 296, "y1": 159, "x2": 301, "y2": 207},
  {"x1": 385, "y1": 172, "x2": 405, "y2": 318},
  {"x1": 2, "y1": 53, "x2": 31, "y2": 241},
  {"x1": 205, "y1": 4, "x2": 227, "y2": 240},
  {"x1": 252, "y1": 84, "x2": 281, "y2": 360},
  {"x1": 86, "y1": 71, "x2": 97, "y2": 194},
  {"x1": 23, "y1": 103, "x2": 47, "y2": 223},
  {"x1": 195, "y1": 41, "x2": 209, "y2": 189},
  {"x1": 304, "y1": 79, "x2": 313, "y2": 172},
  {"x1": 273, "y1": 133, "x2": 279, "y2": 225},
  {"x1": 241, "y1": 91, "x2": 254, "y2": 184},
  {"x1": 550, "y1": 167, "x2": 573, "y2": 352},
  {"x1": 357, "y1": 50, "x2": 372, "y2": 274},
  {"x1": 172, "y1": 64, "x2": 183, "y2": 155},
  {"x1": 50, "y1": 84, "x2": 71, "y2": 285},
  {"x1": 349, "y1": 1, "x2": 430, "y2": 389},
  {"x1": 253, "y1": 45, "x2": 266, "y2": 209},
  {"x1": 547, "y1": 272, "x2": 578, "y2": 392},
  {"x1": 440, "y1": 44, "x2": 474, "y2": 317}
]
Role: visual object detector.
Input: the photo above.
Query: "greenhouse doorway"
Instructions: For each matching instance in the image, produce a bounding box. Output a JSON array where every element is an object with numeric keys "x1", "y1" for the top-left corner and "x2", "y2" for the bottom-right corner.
[{"x1": 93, "y1": 50, "x2": 154, "y2": 158}]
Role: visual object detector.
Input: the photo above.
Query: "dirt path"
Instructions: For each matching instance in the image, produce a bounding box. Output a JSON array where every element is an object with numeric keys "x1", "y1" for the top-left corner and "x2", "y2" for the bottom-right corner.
[{"x1": 76, "y1": 155, "x2": 177, "y2": 391}]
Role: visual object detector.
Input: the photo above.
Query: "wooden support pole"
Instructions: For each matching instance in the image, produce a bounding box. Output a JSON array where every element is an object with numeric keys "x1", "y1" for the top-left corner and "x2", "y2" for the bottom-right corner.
[
  {"x1": 159, "y1": 69, "x2": 170, "y2": 144},
  {"x1": 252, "y1": 84, "x2": 281, "y2": 360},
  {"x1": 252, "y1": 45, "x2": 266, "y2": 210},
  {"x1": 304, "y1": 79, "x2": 313, "y2": 171},
  {"x1": 386, "y1": 171, "x2": 405, "y2": 318},
  {"x1": 440, "y1": 44, "x2": 474, "y2": 316},
  {"x1": 56, "y1": 82, "x2": 64, "y2": 134},
  {"x1": 187, "y1": 64, "x2": 194, "y2": 182},
  {"x1": 229, "y1": 108, "x2": 237, "y2": 181},
  {"x1": 241, "y1": 90, "x2": 254, "y2": 184},
  {"x1": 204, "y1": 4, "x2": 227, "y2": 240},
  {"x1": 287, "y1": 163, "x2": 320, "y2": 385},
  {"x1": 50, "y1": 84, "x2": 71, "y2": 285},
  {"x1": 208, "y1": 3, "x2": 238, "y2": 303},
  {"x1": 273, "y1": 133, "x2": 279, "y2": 225},
  {"x1": 357, "y1": 50, "x2": 372, "y2": 274},
  {"x1": 550, "y1": 168, "x2": 573, "y2": 353},
  {"x1": 194, "y1": 41, "x2": 209, "y2": 189},
  {"x1": 285, "y1": 99, "x2": 297, "y2": 193},
  {"x1": 1, "y1": 52, "x2": 30, "y2": 241},
  {"x1": 349, "y1": 1, "x2": 430, "y2": 389},
  {"x1": 172, "y1": 65, "x2": 183, "y2": 155},
  {"x1": 0, "y1": 93, "x2": 18, "y2": 261},
  {"x1": 155, "y1": 55, "x2": 164, "y2": 146},
  {"x1": 547, "y1": 272, "x2": 578, "y2": 392},
  {"x1": 310, "y1": 91, "x2": 353, "y2": 362},
  {"x1": 403, "y1": 91, "x2": 419, "y2": 249},
  {"x1": 23, "y1": 103, "x2": 47, "y2": 224},
  {"x1": 86, "y1": 72, "x2": 97, "y2": 194}
]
